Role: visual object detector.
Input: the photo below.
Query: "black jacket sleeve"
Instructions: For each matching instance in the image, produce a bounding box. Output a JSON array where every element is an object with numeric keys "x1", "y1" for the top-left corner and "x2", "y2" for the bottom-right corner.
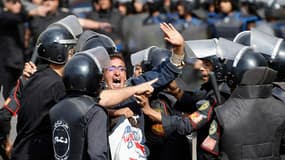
[{"x1": 0, "y1": 108, "x2": 12, "y2": 140}]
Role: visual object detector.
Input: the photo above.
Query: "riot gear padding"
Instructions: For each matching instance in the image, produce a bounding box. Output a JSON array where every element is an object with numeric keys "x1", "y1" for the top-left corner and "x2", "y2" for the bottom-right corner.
[
  {"x1": 233, "y1": 30, "x2": 251, "y2": 46},
  {"x1": 240, "y1": 67, "x2": 277, "y2": 85},
  {"x1": 75, "y1": 30, "x2": 117, "y2": 54},
  {"x1": 63, "y1": 47, "x2": 110, "y2": 96},
  {"x1": 215, "y1": 67, "x2": 285, "y2": 160},
  {"x1": 37, "y1": 25, "x2": 76, "y2": 64},
  {"x1": 225, "y1": 49, "x2": 268, "y2": 88}
]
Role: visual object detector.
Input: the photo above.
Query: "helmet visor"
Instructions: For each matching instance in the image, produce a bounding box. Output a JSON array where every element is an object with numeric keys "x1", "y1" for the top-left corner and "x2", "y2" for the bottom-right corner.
[
  {"x1": 50, "y1": 15, "x2": 83, "y2": 39},
  {"x1": 217, "y1": 38, "x2": 247, "y2": 60},
  {"x1": 130, "y1": 46, "x2": 156, "y2": 66},
  {"x1": 251, "y1": 28, "x2": 283, "y2": 59},
  {"x1": 184, "y1": 39, "x2": 218, "y2": 59},
  {"x1": 76, "y1": 46, "x2": 110, "y2": 73}
]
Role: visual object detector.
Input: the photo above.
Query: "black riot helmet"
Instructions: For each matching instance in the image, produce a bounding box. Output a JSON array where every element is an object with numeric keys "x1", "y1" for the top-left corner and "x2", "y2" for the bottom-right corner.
[
  {"x1": 225, "y1": 49, "x2": 268, "y2": 88},
  {"x1": 130, "y1": 46, "x2": 171, "y2": 72},
  {"x1": 184, "y1": 38, "x2": 227, "y2": 83},
  {"x1": 36, "y1": 15, "x2": 82, "y2": 64},
  {"x1": 217, "y1": 38, "x2": 268, "y2": 88},
  {"x1": 75, "y1": 30, "x2": 117, "y2": 54},
  {"x1": 250, "y1": 28, "x2": 285, "y2": 81},
  {"x1": 63, "y1": 47, "x2": 110, "y2": 96}
]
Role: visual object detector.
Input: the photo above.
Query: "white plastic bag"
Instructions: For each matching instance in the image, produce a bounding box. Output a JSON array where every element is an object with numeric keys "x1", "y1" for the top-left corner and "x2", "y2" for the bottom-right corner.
[{"x1": 109, "y1": 116, "x2": 147, "y2": 160}]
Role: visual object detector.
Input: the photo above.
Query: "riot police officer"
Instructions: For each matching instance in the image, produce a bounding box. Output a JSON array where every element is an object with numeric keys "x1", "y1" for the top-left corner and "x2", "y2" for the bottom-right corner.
[
  {"x1": 138, "y1": 37, "x2": 269, "y2": 160},
  {"x1": 201, "y1": 38, "x2": 270, "y2": 159},
  {"x1": 214, "y1": 66, "x2": 285, "y2": 160},
  {"x1": 11, "y1": 15, "x2": 82, "y2": 160},
  {"x1": 249, "y1": 29, "x2": 285, "y2": 157},
  {"x1": 136, "y1": 38, "x2": 231, "y2": 160},
  {"x1": 49, "y1": 47, "x2": 111, "y2": 160}
]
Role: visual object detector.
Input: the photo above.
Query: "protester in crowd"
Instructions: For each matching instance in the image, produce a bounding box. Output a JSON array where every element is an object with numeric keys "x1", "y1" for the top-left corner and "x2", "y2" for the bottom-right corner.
[{"x1": 86, "y1": 0, "x2": 123, "y2": 48}]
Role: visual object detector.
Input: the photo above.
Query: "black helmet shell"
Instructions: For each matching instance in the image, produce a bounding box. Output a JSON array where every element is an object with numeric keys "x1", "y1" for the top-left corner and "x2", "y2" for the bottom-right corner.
[
  {"x1": 226, "y1": 49, "x2": 268, "y2": 88},
  {"x1": 63, "y1": 54, "x2": 102, "y2": 96},
  {"x1": 37, "y1": 25, "x2": 77, "y2": 64}
]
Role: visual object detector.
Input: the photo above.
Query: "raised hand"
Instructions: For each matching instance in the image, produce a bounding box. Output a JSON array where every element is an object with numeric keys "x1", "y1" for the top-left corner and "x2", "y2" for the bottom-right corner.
[
  {"x1": 160, "y1": 22, "x2": 185, "y2": 65},
  {"x1": 160, "y1": 23, "x2": 184, "y2": 49}
]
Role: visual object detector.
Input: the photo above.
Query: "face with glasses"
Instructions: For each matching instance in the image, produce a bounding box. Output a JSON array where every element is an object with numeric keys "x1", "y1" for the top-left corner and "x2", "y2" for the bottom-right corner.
[{"x1": 103, "y1": 57, "x2": 127, "y2": 89}]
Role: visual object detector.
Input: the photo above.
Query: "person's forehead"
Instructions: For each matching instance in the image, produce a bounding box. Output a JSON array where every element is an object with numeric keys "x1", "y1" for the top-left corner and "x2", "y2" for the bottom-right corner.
[
  {"x1": 193, "y1": 59, "x2": 214, "y2": 68},
  {"x1": 110, "y1": 57, "x2": 126, "y2": 66},
  {"x1": 194, "y1": 59, "x2": 203, "y2": 65},
  {"x1": 135, "y1": 64, "x2": 142, "y2": 68}
]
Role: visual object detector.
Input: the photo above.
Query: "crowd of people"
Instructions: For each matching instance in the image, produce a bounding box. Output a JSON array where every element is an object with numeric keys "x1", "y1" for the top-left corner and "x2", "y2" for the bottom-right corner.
[
  {"x1": 0, "y1": 0, "x2": 285, "y2": 160},
  {"x1": 1, "y1": 0, "x2": 285, "y2": 99}
]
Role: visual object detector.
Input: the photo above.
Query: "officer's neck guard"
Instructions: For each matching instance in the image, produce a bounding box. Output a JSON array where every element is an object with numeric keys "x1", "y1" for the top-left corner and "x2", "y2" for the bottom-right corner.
[{"x1": 240, "y1": 67, "x2": 277, "y2": 85}]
